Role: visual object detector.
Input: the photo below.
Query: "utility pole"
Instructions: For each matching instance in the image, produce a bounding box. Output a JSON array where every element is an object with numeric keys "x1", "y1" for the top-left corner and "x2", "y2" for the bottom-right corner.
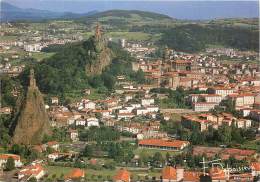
[{"x1": 201, "y1": 157, "x2": 207, "y2": 176}]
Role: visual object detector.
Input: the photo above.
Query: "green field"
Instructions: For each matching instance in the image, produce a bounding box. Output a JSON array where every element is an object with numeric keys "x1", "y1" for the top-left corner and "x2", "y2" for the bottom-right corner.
[
  {"x1": 134, "y1": 148, "x2": 182, "y2": 157},
  {"x1": 83, "y1": 31, "x2": 159, "y2": 41},
  {"x1": 45, "y1": 165, "x2": 161, "y2": 181},
  {"x1": 87, "y1": 89, "x2": 109, "y2": 100},
  {"x1": 82, "y1": 32, "x2": 94, "y2": 39},
  {"x1": 30, "y1": 52, "x2": 56, "y2": 61},
  {"x1": 107, "y1": 32, "x2": 152, "y2": 41}
]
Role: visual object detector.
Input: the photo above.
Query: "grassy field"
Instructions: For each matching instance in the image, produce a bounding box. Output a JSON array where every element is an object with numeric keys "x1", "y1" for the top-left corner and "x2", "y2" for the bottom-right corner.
[
  {"x1": 82, "y1": 32, "x2": 94, "y2": 39},
  {"x1": 84, "y1": 31, "x2": 157, "y2": 41},
  {"x1": 107, "y1": 32, "x2": 152, "y2": 41},
  {"x1": 45, "y1": 165, "x2": 161, "y2": 181},
  {"x1": 87, "y1": 89, "x2": 109, "y2": 100},
  {"x1": 134, "y1": 148, "x2": 182, "y2": 157},
  {"x1": 30, "y1": 52, "x2": 55, "y2": 61}
]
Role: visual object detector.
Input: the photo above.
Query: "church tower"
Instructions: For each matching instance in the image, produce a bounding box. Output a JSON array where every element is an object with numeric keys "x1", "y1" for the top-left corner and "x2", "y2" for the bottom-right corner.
[
  {"x1": 29, "y1": 68, "x2": 36, "y2": 87},
  {"x1": 95, "y1": 23, "x2": 102, "y2": 41},
  {"x1": 93, "y1": 22, "x2": 105, "y2": 53}
]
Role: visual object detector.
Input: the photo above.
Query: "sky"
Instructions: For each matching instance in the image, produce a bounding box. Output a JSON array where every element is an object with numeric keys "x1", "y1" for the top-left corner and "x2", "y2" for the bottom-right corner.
[{"x1": 3, "y1": 0, "x2": 259, "y2": 20}]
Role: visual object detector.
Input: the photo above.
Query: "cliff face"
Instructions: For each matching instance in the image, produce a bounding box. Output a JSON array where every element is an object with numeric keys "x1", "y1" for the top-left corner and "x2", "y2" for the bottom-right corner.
[
  {"x1": 12, "y1": 69, "x2": 51, "y2": 145},
  {"x1": 85, "y1": 23, "x2": 112, "y2": 76},
  {"x1": 86, "y1": 46, "x2": 112, "y2": 75}
]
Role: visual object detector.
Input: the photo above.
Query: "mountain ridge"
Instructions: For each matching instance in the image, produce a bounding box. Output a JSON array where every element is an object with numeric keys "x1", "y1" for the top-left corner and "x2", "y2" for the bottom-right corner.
[{"x1": 0, "y1": 2, "x2": 97, "y2": 21}]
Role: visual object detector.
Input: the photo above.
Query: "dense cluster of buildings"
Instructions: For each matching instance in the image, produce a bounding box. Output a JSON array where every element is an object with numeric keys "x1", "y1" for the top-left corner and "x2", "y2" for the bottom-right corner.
[
  {"x1": 182, "y1": 112, "x2": 252, "y2": 131},
  {"x1": 0, "y1": 22, "x2": 259, "y2": 181}
]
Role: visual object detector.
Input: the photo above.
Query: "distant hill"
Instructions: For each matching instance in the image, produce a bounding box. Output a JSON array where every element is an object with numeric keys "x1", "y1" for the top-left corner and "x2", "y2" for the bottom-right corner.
[
  {"x1": 0, "y1": 2, "x2": 96, "y2": 22},
  {"x1": 78, "y1": 10, "x2": 174, "y2": 30},
  {"x1": 1, "y1": 2, "x2": 172, "y2": 23},
  {"x1": 86, "y1": 10, "x2": 173, "y2": 20}
]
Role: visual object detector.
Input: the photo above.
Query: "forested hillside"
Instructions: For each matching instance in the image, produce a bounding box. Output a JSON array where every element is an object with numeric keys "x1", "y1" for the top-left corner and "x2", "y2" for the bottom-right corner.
[
  {"x1": 18, "y1": 40, "x2": 142, "y2": 100},
  {"x1": 159, "y1": 24, "x2": 259, "y2": 52}
]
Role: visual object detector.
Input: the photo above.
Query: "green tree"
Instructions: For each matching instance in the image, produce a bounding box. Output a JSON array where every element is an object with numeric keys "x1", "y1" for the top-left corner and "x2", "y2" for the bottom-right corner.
[
  {"x1": 231, "y1": 124, "x2": 244, "y2": 143},
  {"x1": 218, "y1": 125, "x2": 232, "y2": 144},
  {"x1": 83, "y1": 145, "x2": 93, "y2": 158},
  {"x1": 153, "y1": 152, "x2": 164, "y2": 166},
  {"x1": 166, "y1": 152, "x2": 171, "y2": 162},
  {"x1": 5, "y1": 157, "x2": 15, "y2": 171}
]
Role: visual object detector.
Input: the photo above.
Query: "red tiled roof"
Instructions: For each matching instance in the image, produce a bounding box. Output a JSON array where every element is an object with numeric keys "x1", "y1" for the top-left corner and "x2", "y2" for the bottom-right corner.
[
  {"x1": 183, "y1": 171, "x2": 200, "y2": 182},
  {"x1": 0, "y1": 154, "x2": 20, "y2": 160},
  {"x1": 138, "y1": 139, "x2": 189, "y2": 148},
  {"x1": 209, "y1": 167, "x2": 226, "y2": 180},
  {"x1": 222, "y1": 148, "x2": 256, "y2": 156},
  {"x1": 162, "y1": 166, "x2": 176, "y2": 180},
  {"x1": 251, "y1": 162, "x2": 260, "y2": 171},
  {"x1": 174, "y1": 60, "x2": 191, "y2": 64},
  {"x1": 19, "y1": 164, "x2": 44, "y2": 176},
  {"x1": 47, "y1": 141, "x2": 58, "y2": 146},
  {"x1": 113, "y1": 169, "x2": 130, "y2": 182},
  {"x1": 65, "y1": 168, "x2": 85, "y2": 179}
]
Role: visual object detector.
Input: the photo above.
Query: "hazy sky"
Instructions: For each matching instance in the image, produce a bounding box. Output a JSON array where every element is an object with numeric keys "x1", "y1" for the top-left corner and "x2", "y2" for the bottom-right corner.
[{"x1": 3, "y1": 0, "x2": 259, "y2": 20}]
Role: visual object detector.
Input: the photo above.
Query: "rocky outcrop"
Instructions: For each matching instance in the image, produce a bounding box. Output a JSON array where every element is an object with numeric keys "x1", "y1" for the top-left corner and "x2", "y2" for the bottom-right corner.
[
  {"x1": 86, "y1": 47, "x2": 112, "y2": 75},
  {"x1": 12, "y1": 69, "x2": 51, "y2": 145},
  {"x1": 85, "y1": 23, "x2": 112, "y2": 76}
]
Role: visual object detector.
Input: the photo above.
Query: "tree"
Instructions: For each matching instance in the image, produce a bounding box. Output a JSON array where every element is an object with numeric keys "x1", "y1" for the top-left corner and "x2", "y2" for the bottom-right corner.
[
  {"x1": 190, "y1": 130, "x2": 205, "y2": 145},
  {"x1": 218, "y1": 125, "x2": 232, "y2": 144},
  {"x1": 231, "y1": 124, "x2": 244, "y2": 143},
  {"x1": 139, "y1": 150, "x2": 149, "y2": 166},
  {"x1": 5, "y1": 157, "x2": 15, "y2": 171},
  {"x1": 134, "y1": 70, "x2": 146, "y2": 84},
  {"x1": 83, "y1": 145, "x2": 93, "y2": 158},
  {"x1": 166, "y1": 152, "x2": 171, "y2": 163},
  {"x1": 153, "y1": 152, "x2": 164, "y2": 166}
]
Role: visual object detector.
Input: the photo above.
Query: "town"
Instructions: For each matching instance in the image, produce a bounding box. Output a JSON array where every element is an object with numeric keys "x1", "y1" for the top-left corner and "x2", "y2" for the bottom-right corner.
[{"x1": 0, "y1": 2, "x2": 260, "y2": 182}]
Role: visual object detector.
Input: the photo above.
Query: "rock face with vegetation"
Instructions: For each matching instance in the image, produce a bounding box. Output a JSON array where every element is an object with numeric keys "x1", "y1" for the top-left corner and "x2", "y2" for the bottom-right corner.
[
  {"x1": 85, "y1": 23, "x2": 112, "y2": 75},
  {"x1": 12, "y1": 69, "x2": 51, "y2": 145},
  {"x1": 31, "y1": 23, "x2": 138, "y2": 97}
]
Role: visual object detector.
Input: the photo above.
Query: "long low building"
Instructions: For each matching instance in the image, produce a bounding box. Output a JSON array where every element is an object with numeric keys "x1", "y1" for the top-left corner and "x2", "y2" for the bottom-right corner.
[{"x1": 138, "y1": 139, "x2": 190, "y2": 151}]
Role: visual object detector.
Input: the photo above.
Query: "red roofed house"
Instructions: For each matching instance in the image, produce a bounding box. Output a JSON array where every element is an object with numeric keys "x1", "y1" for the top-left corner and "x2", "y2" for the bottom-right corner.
[
  {"x1": 229, "y1": 173, "x2": 253, "y2": 182},
  {"x1": 0, "y1": 154, "x2": 23, "y2": 168},
  {"x1": 251, "y1": 162, "x2": 260, "y2": 177},
  {"x1": 18, "y1": 164, "x2": 45, "y2": 181},
  {"x1": 65, "y1": 168, "x2": 85, "y2": 180},
  {"x1": 209, "y1": 167, "x2": 227, "y2": 182},
  {"x1": 161, "y1": 166, "x2": 184, "y2": 182},
  {"x1": 113, "y1": 168, "x2": 131, "y2": 182},
  {"x1": 138, "y1": 139, "x2": 190, "y2": 151},
  {"x1": 183, "y1": 171, "x2": 200, "y2": 182},
  {"x1": 221, "y1": 148, "x2": 257, "y2": 161},
  {"x1": 46, "y1": 141, "x2": 59, "y2": 151}
]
